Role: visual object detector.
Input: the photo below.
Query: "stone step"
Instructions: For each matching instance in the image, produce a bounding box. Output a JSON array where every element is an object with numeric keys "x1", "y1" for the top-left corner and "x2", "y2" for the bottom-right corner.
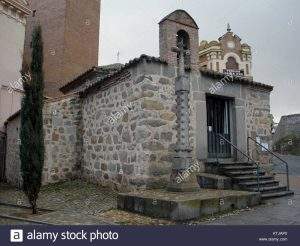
[
  {"x1": 226, "y1": 170, "x2": 266, "y2": 177},
  {"x1": 246, "y1": 185, "x2": 288, "y2": 194},
  {"x1": 221, "y1": 165, "x2": 258, "y2": 172},
  {"x1": 219, "y1": 162, "x2": 254, "y2": 167},
  {"x1": 261, "y1": 191, "x2": 294, "y2": 199},
  {"x1": 239, "y1": 180, "x2": 279, "y2": 188},
  {"x1": 233, "y1": 175, "x2": 274, "y2": 183}
]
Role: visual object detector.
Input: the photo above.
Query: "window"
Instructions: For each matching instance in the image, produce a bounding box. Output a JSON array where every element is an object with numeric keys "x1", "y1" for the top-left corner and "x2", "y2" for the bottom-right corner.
[
  {"x1": 216, "y1": 62, "x2": 220, "y2": 72},
  {"x1": 226, "y1": 56, "x2": 239, "y2": 70},
  {"x1": 246, "y1": 64, "x2": 249, "y2": 75}
]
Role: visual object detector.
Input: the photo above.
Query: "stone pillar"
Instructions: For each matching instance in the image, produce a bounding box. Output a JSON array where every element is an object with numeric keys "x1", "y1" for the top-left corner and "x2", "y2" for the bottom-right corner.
[{"x1": 167, "y1": 41, "x2": 200, "y2": 192}]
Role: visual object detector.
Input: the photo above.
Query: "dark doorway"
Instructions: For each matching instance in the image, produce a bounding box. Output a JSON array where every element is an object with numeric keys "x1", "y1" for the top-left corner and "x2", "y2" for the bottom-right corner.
[
  {"x1": 207, "y1": 95, "x2": 232, "y2": 158},
  {"x1": 0, "y1": 132, "x2": 6, "y2": 182}
]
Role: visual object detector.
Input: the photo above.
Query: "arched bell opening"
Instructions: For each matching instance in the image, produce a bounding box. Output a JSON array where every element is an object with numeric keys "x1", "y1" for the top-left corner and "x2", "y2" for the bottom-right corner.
[
  {"x1": 226, "y1": 56, "x2": 239, "y2": 70},
  {"x1": 176, "y1": 30, "x2": 191, "y2": 68}
]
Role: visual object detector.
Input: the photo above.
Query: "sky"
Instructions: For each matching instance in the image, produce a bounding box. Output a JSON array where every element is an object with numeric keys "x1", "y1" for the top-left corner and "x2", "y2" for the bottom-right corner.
[{"x1": 99, "y1": 0, "x2": 299, "y2": 122}]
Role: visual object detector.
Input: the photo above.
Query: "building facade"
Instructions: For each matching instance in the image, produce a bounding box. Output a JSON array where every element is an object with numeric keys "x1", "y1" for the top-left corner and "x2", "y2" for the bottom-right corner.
[
  {"x1": 0, "y1": 0, "x2": 30, "y2": 131},
  {"x1": 199, "y1": 24, "x2": 252, "y2": 80},
  {"x1": 272, "y1": 114, "x2": 300, "y2": 155},
  {"x1": 23, "y1": 0, "x2": 101, "y2": 97},
  {"x1": 5, "y1": 10, "x2": 273, "y2": 191}
]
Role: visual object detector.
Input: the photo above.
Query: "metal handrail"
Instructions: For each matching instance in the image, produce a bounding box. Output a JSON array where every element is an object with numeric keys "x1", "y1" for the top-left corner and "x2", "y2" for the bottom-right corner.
[
  {"x1": 210, "y1": 131, "x2": 260, "y2": 191},
  {"x1": 247, "y1": 136, "x2": 290, "y2": 191}
]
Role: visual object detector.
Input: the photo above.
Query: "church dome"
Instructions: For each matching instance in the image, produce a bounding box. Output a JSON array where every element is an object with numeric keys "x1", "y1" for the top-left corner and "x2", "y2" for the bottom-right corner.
[
  {"x1": 208, "y1": 40, "x2": 220, "y2": 47},
  {"x1": 199, "y1": 40, "x2": 208, "y2": 50},
  {"x1": 242, "y1": 43, "x2": 250, "y2": 48}
]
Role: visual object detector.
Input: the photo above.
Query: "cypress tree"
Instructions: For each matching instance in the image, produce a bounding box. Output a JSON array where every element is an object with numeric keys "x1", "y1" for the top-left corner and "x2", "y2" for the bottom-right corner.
[{"x1": 20, "y1": 25, "x2": 44, "y2": 214}]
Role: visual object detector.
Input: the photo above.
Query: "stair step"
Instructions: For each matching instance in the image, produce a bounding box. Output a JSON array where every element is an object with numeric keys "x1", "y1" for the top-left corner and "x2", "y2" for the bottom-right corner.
[
  {"x1": 247, "y1": 186, "x2": 288, "y2": 194},
  {"x1": 262, "y1": 191, "x2": 294, "y2": 199},
  {"x1": 233, "y1": 175, "x2": 273, "y2": 182},
  {"x1": 219, "y1": 162, "x2": 254, "y2": 167},
  {"x1": 221, "y1": 165, "x2": 257, "y2": 171},
  {"x1": 226, "y1": 170, "x2": 266, "y2": 176},
  {"x1": 216, "y1": 161, "x2": 294, "y2": 199},
  {"x1": 240, "y1": 180, "x2": 279, "y2": 188}
]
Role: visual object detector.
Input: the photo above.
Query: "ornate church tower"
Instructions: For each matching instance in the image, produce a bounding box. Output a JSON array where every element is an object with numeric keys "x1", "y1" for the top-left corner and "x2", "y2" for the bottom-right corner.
[
  {"x1": 199, "y1": 24, "x2": 252, "y2": 79},
  {"x1": 23, "y1": 0, "x2": 101, "y2": 97},
  {"x1": 159, "y1": 10, "x2": 199, "y2": 71}
]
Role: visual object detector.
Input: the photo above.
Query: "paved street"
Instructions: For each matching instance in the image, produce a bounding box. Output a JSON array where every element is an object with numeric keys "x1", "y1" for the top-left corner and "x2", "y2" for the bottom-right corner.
[
  {"x1": 0, "y1": 155, "x2": 299, "y2": 225},
  {"x1": 197, "y1": 154, "x2": 300, "y2": 225}
]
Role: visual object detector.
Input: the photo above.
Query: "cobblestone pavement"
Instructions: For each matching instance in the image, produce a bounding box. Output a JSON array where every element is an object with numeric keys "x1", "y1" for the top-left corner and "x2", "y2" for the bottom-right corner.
[
  {"x1": 0, "y1": 181, "x2": 117, "y2": 225},
  {"x1": 0, "y1": 181, "x2": 175, "y2": 225},
  {"x1": 0, "y1": 218, "x2": 35, "y2": 225},
  {"x1": 0, "y1": 204, "x2": 110, "y2": 225},
  {"x1": 0, "y1": 181, "x2": 117, "y2": 215},
  {"x1": 1, "y1": 171, "x2": 300, "y2": 225}
]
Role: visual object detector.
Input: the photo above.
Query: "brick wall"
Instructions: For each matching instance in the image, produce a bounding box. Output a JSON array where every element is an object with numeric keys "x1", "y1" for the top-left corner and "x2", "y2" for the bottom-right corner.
[
  {"x1": 23, "y1": 0, "x2": 100, "y2": 97},
  {"x1": 159, "y1": 10, "x2": 199, "y2": 71}
]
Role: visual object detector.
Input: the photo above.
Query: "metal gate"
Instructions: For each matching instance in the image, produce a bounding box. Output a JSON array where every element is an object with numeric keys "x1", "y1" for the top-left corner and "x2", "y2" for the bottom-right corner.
[
  {"x1": 0, "y1": 131, "x2": 6, "y2": 182},
  {"x1": 207, "y1": 96, "x2": 232, "y2": 158}
]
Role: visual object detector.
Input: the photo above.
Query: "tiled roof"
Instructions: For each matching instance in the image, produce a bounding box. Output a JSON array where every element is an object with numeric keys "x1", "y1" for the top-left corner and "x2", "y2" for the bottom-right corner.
[
  {"x1": 60, "y1": 63, "x2": 124, "y2": 94},
  {"x1": 159, "y1": 9, "x2": 199, "y2": 29},
  {"x1": 200, "y1": 68, "x2": 273, "y2": 91},
  {"x1": 4, "y1": 110, "x2": 21, "y2": 125},
  {"x1": 76, "y1": 54, "x2": 272, "y2": 97},
  {"x1": 80, "y1": 55, "x2": 167, "y2": 97}
]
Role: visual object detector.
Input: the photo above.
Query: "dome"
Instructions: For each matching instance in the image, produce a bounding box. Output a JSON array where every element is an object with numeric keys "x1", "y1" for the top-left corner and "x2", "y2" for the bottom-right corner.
[
  {"x1": 208, "y1": 40, "x2": 220, "y2": 47},
  {"x1": 242, "y1": 43, "x2": 250, "y2": 48},
  {"x1": 199, "y1": 40, "x2": 208, "y2": 50}
]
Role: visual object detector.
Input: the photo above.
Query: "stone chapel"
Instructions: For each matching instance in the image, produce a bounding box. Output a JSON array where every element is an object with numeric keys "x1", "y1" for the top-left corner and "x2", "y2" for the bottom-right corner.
[{"x1": 5, "y1": 10, "x2": 287, "y2": 198}]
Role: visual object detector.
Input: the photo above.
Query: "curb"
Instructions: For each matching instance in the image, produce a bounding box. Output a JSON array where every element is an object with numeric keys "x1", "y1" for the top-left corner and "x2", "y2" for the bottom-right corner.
[
  {"x1": 0, "y1": 214, "x2": 56, "y2": 225},
  {"x1": 0, "y1": 201, "x2": 55, "y2": 212}
]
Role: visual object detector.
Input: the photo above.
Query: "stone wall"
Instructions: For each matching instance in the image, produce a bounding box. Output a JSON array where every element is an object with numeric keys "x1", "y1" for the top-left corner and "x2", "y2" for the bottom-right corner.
[
  {"x1": 43, "y1": 95, "x2": 82, "y2": 183},
  {"x1": 5, "y1": 94, "x2": 82, "y2": 186},
  {"x1": 5, "y1": 115, "x2": 22, "y2": 187},
  {"x1": 81, "y1": 62, "x2": 180, "y2": 191},
  {"x1": 5, "y1": 59, "x2": 273, "y2": 190},
  {"x1": 273, "y1": 114, "x2": 300, "y2": 143},
  {"x1": 272, "y1": 114, "x2": 300, "y2": 155},
  {"x1": 245, "y1": 88, "x2": 272, "y2": 163}
]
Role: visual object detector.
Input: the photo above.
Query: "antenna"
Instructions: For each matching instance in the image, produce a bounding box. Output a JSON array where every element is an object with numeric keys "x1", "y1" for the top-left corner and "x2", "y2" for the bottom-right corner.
[{"x1": 117, "y1": 51, "x2": 120, "y2": 63}]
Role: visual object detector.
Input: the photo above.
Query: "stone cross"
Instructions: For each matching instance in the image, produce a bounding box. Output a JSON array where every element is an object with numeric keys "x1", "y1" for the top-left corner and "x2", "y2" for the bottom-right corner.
[
  {"x1": 171, "y1": 39, "x2": 189, "y2": 75},
  {"x1": 167, "y1": 39, "x2": 199, "y2": 192}
]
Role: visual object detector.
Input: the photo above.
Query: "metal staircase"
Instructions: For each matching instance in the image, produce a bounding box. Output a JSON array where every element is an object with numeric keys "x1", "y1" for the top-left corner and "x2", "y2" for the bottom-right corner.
[{"x1": 210, "y1": 133, "x2": 294, "y2": 199}]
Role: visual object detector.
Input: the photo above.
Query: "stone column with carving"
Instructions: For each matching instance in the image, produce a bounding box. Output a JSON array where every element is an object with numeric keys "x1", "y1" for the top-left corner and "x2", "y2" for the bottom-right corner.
[{"x1": 167, "y1": 40, "x2": 200, "y2": 192}]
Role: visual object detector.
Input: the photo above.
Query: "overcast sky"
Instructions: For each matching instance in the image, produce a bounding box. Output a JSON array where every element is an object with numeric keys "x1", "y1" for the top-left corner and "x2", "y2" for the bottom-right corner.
[{"x1": 99, "y1": 0, "x2": 299, "y2": 122}]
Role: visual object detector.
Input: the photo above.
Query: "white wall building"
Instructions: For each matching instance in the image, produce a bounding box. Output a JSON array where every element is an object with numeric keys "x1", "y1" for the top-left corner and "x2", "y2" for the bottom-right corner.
[{"x1": 0, "y1": 0, "x2": 30, "y2": 131}]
